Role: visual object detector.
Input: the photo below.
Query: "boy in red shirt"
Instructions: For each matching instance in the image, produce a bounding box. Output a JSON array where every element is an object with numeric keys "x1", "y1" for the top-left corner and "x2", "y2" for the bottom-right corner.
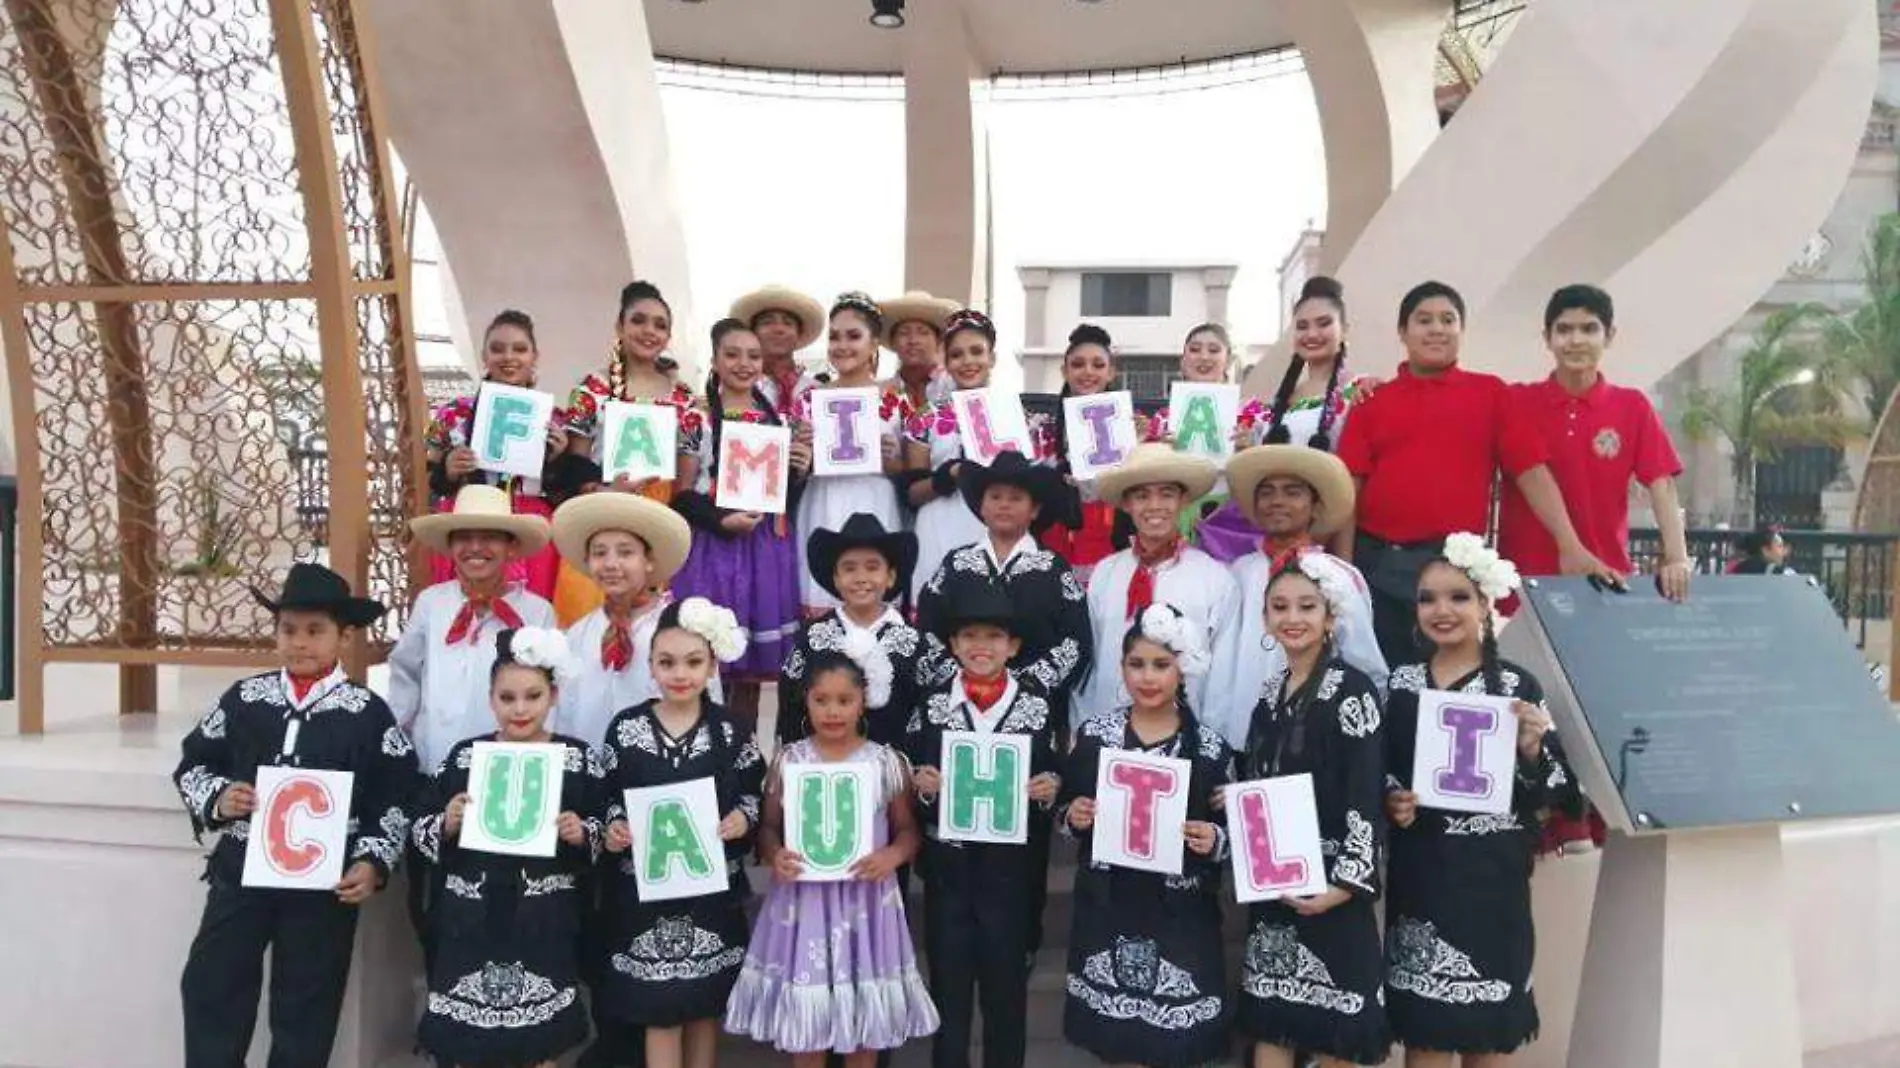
[{"x1": 1337, "y1": 281, "x2": 1617, "y2": 665}]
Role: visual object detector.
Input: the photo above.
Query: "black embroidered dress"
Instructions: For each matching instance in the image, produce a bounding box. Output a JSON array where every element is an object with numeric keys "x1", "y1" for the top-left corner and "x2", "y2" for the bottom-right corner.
[
  {"x1": 411, "y1": 733, "x2": 603, "y2": 1067},
  {"x1": 1381, "y1": 660, "x2": 1582, "y2": 1054},
  {"x1": 1058, "y1": 708, "x2": 1231, "y2": 1068},
  {"x1": 1235, "y1": 660, "x2": 1390, "y2": 1064},
  {"x1": 597, "y1": 698, "x2": 765, "y2": 1027}
]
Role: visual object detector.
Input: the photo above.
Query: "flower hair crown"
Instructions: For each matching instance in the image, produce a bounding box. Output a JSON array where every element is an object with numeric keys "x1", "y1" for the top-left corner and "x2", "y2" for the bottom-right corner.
[
  {"x1": 1273, "y1": 553, "x2": 1356, "y2": 631},
  {"x1": 1441, "y1": 532, "x2": 1521, "y2": 602},
  {"x1": 675, "y1": 597, "x2": 749, "y2": 664},
  {"x1": 1135, "y1": 603, "x2": 1212, "y2": 676},
  {"x1": 502, "y1": 626, "x2": 581, "y2": 688}
]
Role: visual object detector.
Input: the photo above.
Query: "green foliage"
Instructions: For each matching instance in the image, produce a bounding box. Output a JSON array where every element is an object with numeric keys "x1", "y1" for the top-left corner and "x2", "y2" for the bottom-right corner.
[{"x1": 1821, "y1": 213, "x2": 1900, "y2": 425}]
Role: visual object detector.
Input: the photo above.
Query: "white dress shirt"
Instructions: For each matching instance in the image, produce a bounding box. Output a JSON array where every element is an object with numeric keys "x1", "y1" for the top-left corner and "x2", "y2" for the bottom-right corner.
[
  {"x1": 385, "y1": 581, "x2": 556, "y2": 772},
  {"x1": 556, "y1": 596, "x2": 725, "y2": 748},
  {"x1": 1074, "y1": 545, "x2": 1241, "y2": 728}
]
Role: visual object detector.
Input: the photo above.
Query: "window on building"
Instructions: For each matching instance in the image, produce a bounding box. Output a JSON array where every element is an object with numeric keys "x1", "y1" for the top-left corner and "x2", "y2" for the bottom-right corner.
[
  {"x1": 1117, "y1": 355, "x2": 1183, "y2": 404},
  {"x1": 1081, "y1": 272, "x2": 1172, "y2": 317}
]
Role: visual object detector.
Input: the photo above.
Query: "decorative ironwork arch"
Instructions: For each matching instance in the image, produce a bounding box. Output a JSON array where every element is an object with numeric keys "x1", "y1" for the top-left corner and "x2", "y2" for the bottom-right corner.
[{"x1": 0, "y1": 0, "x2": 425, "y2": 732}]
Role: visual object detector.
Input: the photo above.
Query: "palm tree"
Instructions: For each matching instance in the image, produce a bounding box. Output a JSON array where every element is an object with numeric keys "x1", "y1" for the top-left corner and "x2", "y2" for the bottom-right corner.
[
  {"x1": 1821, "y1": 212, "x2": 1900, "y2": 424},
  {"x1": 1679, "y1": 304, "x2": 1863, "y2": 524}
]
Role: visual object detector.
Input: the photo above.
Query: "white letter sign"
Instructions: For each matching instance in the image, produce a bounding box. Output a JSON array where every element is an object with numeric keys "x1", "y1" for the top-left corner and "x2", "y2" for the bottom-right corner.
[
  {"x1": 715, "y1": 421, "x2": 793, "y2": 514},
  {"x1": 783, "y1": 763, "x2": 878, "y2": 882},
  {"x1": 624, "y1": 777, "x2": 728, "y2": 903},
  {"x1": 938, "y1": 731, "x2": 1031, "y2": 845},
  {"x1": 601, "y1": 401, "x2": 679, "y2": 484},
  {"x1": 461, "y1": 742, "x2": 565, "y2": 857},
  {"x1": 1225, "y1": 774, "x2": 1329, "y2": 903},
  {"x1": 811, "y1": 387, "x2": 884, "y2": 477},
  {"x1": 1063, "y1": 391, "x2": 1136, "y2": 481},
  {"x1": 1092, "y1": 748, "x2": 1191, "y2": 875},
  {"x1": 952, "y1": 387, "x2": 1032, "y2": 467},
  {"x1": 241, "y1": 766, "x2": 355, "y2": 891},
  {"x1": 1411, "y1": 689, "x2": 1519, "y2": 816},
  {"x1": 1167, "y1": 382, "x2": 1240, "y2": 462},
  {"x1": 471, "y1": 382, "x2": 556, "y2": 479}
]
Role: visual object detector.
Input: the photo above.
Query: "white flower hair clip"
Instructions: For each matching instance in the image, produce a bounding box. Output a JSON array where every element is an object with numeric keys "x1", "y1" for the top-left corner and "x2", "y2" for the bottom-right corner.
[
  {"x1": 1442, "y1": 532, "x2": 1521, "y2": 602},
  {"x1": 505, "y1": 626, "x2": 581, "y2": 688},
  {"x1": 840, "y1": 628, "x2": 895, "y2": 709},
  {"x1": 676, "y1": 597, "x2": 749, "y2": 664},
  {"x1": 1294, "y1": 554, "x2": 1358, "y2": 626},
  {"x1": 1137, "y1": 603, "x2": 1212, "y2": 677}
]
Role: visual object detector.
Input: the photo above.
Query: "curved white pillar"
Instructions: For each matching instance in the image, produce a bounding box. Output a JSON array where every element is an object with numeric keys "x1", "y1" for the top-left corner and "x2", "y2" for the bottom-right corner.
[
  {"x1": 903, "y1": 0, "x2": 987, "y2": 306},
  {"x1": 1294, "y1": 0, "x2": 1877, "y2": 392},
  {"x1": 362, "y1": 0, "x2": 695, "y2": 390}
]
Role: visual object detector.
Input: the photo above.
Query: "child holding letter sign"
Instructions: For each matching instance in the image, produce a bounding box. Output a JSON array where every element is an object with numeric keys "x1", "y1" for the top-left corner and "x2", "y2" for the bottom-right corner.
[
  {"x1": 906, "y1": 580, "x2": 1062, "y2": 1068},
  {"x1": 1057, "y1": 604, "x2": 1230, "y2": 1068},
  {"x1": 425, "y1": 310, "x2": 571, "y2": 601},
  {"x1": 598, "y1": 599, "x2": 764, "y2": 1068},
  {"x1": 726, "y1": 640, "x2": 939, "y2": 1063},
  {"x1": 173, "y1": 564, "x2": 415, "y2": 1068},
  {"x1": 410, "y1": 628, "x2": 601, "y2": 1068},
  {"x1": 1382, "y1": 534, "x2": 1580, "y2": 1062},
  {"x1": 672, "y1": 318, "x2": 807, "y2": 732},
  {"x1": 791, "y1": 293, "x2": 913, "y2": 615},
  {"x1": 1232, "y1": 560, "x2": 1390, "y2": 1068}
]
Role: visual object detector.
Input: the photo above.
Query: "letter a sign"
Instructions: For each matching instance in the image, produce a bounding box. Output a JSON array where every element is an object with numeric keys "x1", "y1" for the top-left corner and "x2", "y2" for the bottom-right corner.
[
  {"x1": 462, "y1": 742, "x2": 566, "y2": 857},
  {"x1": 601, "y1": 400, "x2": 678, "y2": 484},
  {"x1": 1092, "y1": 749, "x2": 1191, "y2": 875},
  {"x1": 1224, "y1": 774, "x2": 1329, "y2": 903},
  {"x1": 241, "y1": 766, "x2": 355, "y2": 890},
  {"x1": 939, "y1": 731, "x2": 1030, "y2": 845},
  {"x1": 1410, "y1": 689, "x2": 1517, "y2": 816},
  {"x1": 624, "y1": 777, "x2": 727, "y2": 902},
  {"x1": 782, "y1": 763, "x2": 877, "y2": 881}
]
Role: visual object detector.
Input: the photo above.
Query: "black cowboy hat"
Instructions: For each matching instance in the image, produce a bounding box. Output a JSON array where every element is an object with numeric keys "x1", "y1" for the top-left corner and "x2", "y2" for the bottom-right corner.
[
  {"x1": 807, "y1": 513, "x2": 918, "y2": 602},
  {"x1": 957, "y1": 450, "x2": 1065, "y2": 528},
  {"x1": 251, "y1": 563, "x2": 386, "y2": 628},
  {"x1": 927, "y1": 576, "x2": 1025, "y2": 643}
]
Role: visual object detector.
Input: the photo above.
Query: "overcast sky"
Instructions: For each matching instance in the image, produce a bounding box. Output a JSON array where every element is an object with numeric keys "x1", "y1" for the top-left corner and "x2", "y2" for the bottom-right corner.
[{"x1": 415, "y1": 62, "x2": 1329, "y2": 384}]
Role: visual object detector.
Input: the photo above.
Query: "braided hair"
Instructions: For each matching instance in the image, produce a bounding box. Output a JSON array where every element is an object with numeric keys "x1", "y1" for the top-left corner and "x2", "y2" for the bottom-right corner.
[{"x1": 1265, "y1": 276, "x2": 1348, "y2": 450}]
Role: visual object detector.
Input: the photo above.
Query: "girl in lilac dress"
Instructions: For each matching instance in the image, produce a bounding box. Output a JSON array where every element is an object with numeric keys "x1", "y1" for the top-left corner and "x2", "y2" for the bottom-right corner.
[{"x1": 724, "y1": 636, "x2": 939, "y2": 1064}]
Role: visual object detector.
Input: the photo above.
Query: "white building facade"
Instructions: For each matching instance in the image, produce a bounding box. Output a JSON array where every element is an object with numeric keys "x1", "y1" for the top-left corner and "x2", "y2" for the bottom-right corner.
[{"x1": 1016, "y1": 262, "x2": 1238, "y2": 400}]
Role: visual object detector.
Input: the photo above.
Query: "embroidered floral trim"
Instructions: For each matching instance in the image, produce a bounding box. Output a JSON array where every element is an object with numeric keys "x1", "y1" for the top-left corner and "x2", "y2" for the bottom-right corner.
[
  {"x1": 611, "y1": 916, "x2": 745, "y2": 983},
  {"x1": 1332, "y1": 810, "x2": 1376, "y2": 892},
  {"x1": 429, "y1": 963, "x2": 575, "y2": 1030},
  {"x1": 1069, "y1": 943, "x2": 1224, "y2": 1031},
  {"x1": 382, "y1": 726, "x2": 414, "y2": 758},
  {"x1": 1387, "y1": 917, "x2": 1512, "y2": 1005},
  {"x1": 1243, "y1": 922, "x2": 1366, "y2": 1015},
  {"x1": 445, "y1": 873, "x2": 485, "y2": 900},
  {"x1": 1337, "y1": 694, "x2": 1379, "y2": 739},
  {"x1": 1442, "y1": 812, "x2": 1523, "y2": 836},
  {"x1": 177, "y1": 765, "x2": 230, "y2": 825}
]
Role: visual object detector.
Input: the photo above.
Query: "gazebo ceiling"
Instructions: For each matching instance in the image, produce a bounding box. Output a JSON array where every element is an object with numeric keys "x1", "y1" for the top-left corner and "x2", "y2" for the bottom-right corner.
[{"x1": 642, "y1": 0, "x2": 1298, "y2": 75}]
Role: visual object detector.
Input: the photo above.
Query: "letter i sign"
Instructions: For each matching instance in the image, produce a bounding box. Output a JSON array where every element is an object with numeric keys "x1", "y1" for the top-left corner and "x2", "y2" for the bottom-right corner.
[{"x1": 1410, "y1": 689, "x2": 1518, "y2": 816}]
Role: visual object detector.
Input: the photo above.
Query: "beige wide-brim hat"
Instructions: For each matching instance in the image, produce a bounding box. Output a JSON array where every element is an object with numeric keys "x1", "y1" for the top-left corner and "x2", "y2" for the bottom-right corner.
[
  {"x1": 1096, "y1": 443, "x2": 1219, "y2": 505},
  {"x1": 730, "y1": 285, "x2": 825, "y2": 349},
  {"x1": 410, "y1": 484, "x2": 551, "y2": 556},
  {"x1": 1227, "y1": 444, "x2": 1357, "y2": 538},
  {"x1": 549, "y1": 492, "x2": 692, "y2": 586},
  {"x1": 877, "y1": 290, "x2": 957, "y2": 346}
]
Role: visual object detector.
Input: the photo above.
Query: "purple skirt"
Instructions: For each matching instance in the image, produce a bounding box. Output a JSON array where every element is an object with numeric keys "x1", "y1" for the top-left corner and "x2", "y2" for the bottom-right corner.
[
  {"x1": 671, "y1": 522, "x2": 799, "y2": 680},
  {"x1": 724, "y1": 878, "x2": 939, "y2": 1054}
]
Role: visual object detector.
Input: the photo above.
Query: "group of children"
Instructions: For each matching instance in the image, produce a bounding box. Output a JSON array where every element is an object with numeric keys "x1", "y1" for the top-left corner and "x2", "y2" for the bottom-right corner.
[{"x1": 170, "y1": 275, "x2": 1633, "y2": 1068}]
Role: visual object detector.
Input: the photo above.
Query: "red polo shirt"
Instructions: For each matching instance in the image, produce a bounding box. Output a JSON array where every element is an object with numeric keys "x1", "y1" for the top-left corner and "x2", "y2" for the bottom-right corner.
[
  {"x1": 1337, "y1": 364, "x2": 1547, "y2": 544},
  {"x1": 1496, "y1": 374, "x2": 1681, "y2": 575}
]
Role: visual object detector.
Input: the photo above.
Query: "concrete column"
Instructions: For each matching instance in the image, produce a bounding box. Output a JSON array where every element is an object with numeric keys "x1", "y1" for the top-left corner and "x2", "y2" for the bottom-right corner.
[
  {"x1": 902, "y1": 0, "x2": 986, "y2": 307},
  {"x1": 363, "y1": 0, "x2": 695, "y2": 390},
  {"x1": 1019, "y1": 267, "x2": 1051, "y2": 349},
  {"x1": 1282, "y1": 0, "x2": 1452, "y2": 273},
  {"x1": 1202, "y1": 266, "x2": 1237, "y2": 327}
]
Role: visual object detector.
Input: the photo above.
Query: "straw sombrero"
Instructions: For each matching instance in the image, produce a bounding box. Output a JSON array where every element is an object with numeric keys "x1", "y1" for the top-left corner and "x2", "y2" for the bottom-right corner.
[
  {"x1": 410, "y1": 485, "x2": 551, "y2": 555},
  {"x1": 877, "y1": 291, "x2": 957, "y2": 346},
  {"x1": 1227, "y1": 444, "x2": 1356, "y2": 537},
  {"x1": 729, "y1": 285, "x2": 824, "y2": 349},
  {"x1": 549, "y1": 491, "x2": 692, "y2": 585},
  {"x1": 1095, "y1": 443, "x2": 1219, "y2": 505}
]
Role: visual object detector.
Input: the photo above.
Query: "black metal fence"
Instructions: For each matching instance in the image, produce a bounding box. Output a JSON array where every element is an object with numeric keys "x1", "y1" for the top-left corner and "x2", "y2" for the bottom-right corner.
[{"x1": 1628, "y1": 526, "x2": 1895, "y2": 649}]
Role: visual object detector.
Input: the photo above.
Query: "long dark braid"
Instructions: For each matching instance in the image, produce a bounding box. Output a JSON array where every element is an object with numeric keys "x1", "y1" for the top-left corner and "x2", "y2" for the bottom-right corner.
[
  {"x1": 1479, "y1": 610, "x2": 1505, "y2": 697},
  {"x1": 1262, "y1": 356, "x2": 1305, "y2": 446},
  {"x1": 1309, "y1": 343, "x2": 1348, "y2": 451}
]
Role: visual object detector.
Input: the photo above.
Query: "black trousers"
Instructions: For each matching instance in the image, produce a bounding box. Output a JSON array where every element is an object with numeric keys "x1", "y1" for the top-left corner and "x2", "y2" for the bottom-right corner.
[
  {"x1": 1356, "y1": 532, "x2": 1444, "y2": 668},
  {"x1": 923, "y1": 839, "x2": 1043, "y2": 1068},
  {"x1": 1369, "y1": 586, "x2": 1419, "y2": 669},
  {"x1": 180, "y1": 879, "x2": 360, "y2": 1068}
]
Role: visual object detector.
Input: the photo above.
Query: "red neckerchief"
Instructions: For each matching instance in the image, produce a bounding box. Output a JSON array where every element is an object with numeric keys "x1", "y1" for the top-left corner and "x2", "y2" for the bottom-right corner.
[
  {"x1": 1125, "y1": 536, "x2": 1184, "y2": 620},
  {"x1": 445, "y1": 586, "x2": 523, "y2": 646},
  {"x1": 1262, "y1": 533, "x2": 1314, "y2": 574},
  {"x1": 600, "y1": 594, "x2": 653, "y2": 671},
  {"x1": 288, "y1": 665, "x2": 336, "y2": 703},
  {"x1": 961, "y1": 672, "x2": 1008, "y2": 712}
]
